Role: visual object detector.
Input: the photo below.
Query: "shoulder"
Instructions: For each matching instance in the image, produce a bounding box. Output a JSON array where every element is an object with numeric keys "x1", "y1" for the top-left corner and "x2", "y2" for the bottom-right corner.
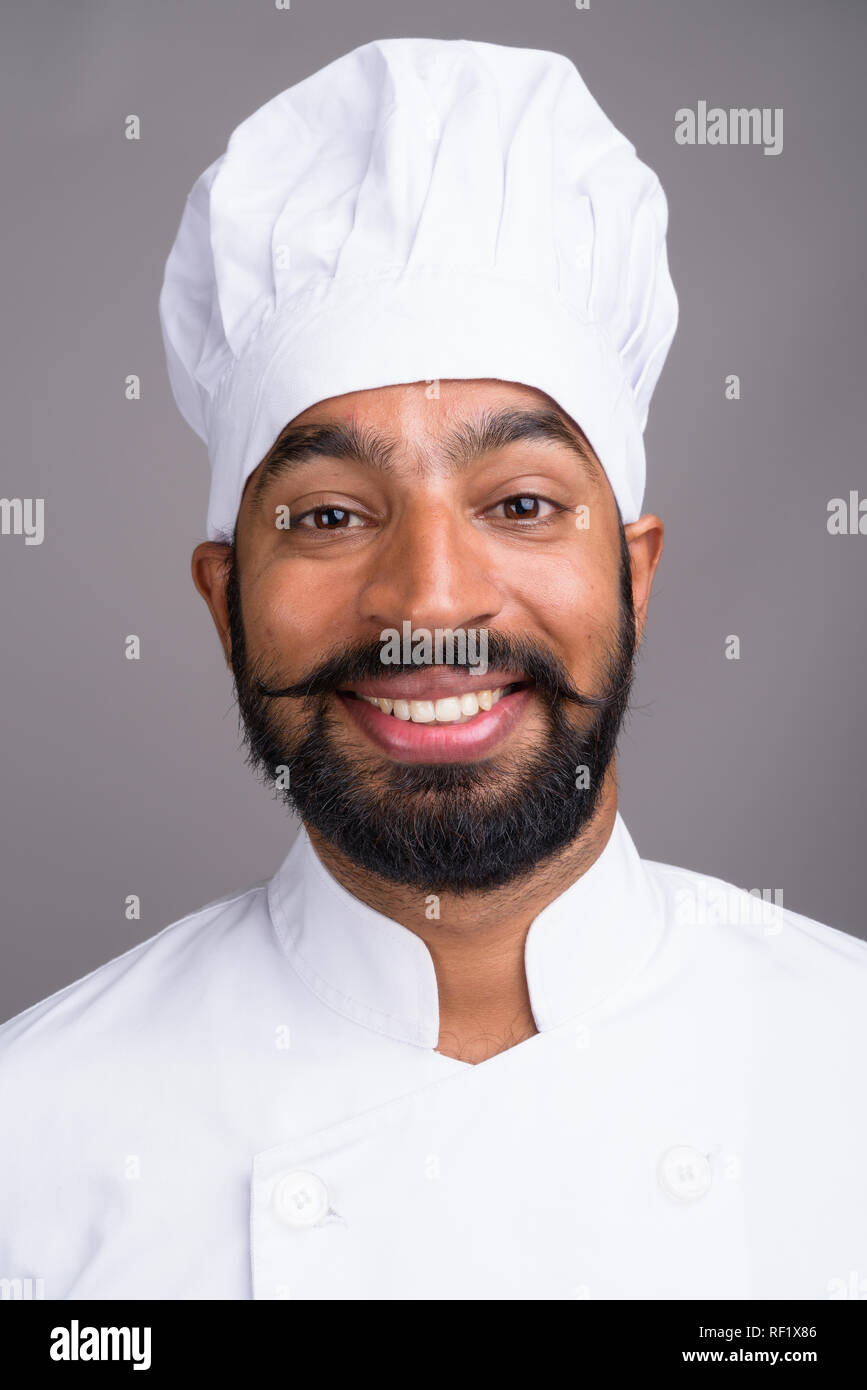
[
  {"x1": 0, "y1": 880, "x2": 269, "y2": 1070},
  {"x1": 0, "y1": 878, "x2": 275, "y2": 1290},
  {"x1": 644, "y1": 853, "x2": 867, "y2": 982}
]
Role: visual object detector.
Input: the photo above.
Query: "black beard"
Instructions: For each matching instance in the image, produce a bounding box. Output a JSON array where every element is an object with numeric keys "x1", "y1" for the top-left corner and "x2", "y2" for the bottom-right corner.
[{"x1": 225, "y1": 530, "x2": 636, "y2": 893}]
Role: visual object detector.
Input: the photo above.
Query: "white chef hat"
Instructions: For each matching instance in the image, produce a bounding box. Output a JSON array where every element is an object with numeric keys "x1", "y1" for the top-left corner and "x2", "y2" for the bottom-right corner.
[{"x1": 159, "y1": 37, "x2": 677, "y2": 541}]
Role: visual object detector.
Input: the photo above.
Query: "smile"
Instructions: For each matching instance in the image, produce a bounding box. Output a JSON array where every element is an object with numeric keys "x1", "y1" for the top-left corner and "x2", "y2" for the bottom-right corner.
[
  {"x1": 336, "y1": 678, "x2": 534, "y2": 762},
  {"x1": 351, "y1": 683, "x2": 519, "y2": 724}
]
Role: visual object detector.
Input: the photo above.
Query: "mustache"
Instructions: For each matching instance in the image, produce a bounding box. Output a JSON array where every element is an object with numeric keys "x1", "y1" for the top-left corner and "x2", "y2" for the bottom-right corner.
[{"x1": 253, "y1": 631, "x2": 631, "y2": 711}]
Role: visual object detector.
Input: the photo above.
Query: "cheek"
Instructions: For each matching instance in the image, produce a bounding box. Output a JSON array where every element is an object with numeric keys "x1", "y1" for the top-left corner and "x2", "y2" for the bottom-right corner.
[
  {"x1": 496, "y1": 544, "x2": 622, "y2": 660},
  {"x1": 244, "y1": 561, "x2": 348, "y2": 672}
]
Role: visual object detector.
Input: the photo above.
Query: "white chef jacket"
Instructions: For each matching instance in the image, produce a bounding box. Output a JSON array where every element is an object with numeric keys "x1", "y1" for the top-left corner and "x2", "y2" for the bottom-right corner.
[{"x1": 1, "y1": 813, "x2": 865, "y2": 1301}]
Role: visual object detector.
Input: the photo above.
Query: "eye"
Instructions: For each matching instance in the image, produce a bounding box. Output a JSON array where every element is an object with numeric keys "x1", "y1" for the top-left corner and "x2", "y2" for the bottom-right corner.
[
  {"x1": 293, "y1": 506, "x2": 365, "y2": 530},
  {"x1": 492, "y1": 495, "x2": 560, "y2": 522}
]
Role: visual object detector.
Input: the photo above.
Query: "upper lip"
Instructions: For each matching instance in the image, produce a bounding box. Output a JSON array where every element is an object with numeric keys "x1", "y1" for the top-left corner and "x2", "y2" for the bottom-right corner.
[{"x1": 339, "y1": 670, "x2": 530, "y2": 700}]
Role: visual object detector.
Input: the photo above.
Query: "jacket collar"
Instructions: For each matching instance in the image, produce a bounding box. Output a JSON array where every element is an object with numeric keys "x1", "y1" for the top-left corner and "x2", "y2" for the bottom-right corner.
[{"x1": 267, "y1": 812, "x2": 666, "y2": 1049}]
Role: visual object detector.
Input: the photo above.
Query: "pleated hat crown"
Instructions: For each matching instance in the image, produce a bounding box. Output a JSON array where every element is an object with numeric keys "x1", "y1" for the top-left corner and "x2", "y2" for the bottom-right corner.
[{"x1": 159, "y1": 37, "x2": 678, "y2": 539}]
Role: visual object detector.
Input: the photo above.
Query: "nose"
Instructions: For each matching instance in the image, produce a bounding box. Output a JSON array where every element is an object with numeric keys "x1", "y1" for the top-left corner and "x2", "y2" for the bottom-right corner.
[{"x1": 356, "y1": 496, "x2": 503, "y2": 635}]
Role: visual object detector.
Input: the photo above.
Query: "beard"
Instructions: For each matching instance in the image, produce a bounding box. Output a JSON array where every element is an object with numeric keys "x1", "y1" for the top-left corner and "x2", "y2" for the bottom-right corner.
[{"x1": 225, "y1": 529, "x2": 637, "y2": 893}]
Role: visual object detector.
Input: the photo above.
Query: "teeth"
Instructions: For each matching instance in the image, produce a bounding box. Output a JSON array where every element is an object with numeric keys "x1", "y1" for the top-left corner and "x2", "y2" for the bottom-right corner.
[
  {"x1": 356, "y1": 688, "x2": 507, "y2": 722},
  {"x1": 434, "y1": 697, "x2": 462, "y2": 722}
]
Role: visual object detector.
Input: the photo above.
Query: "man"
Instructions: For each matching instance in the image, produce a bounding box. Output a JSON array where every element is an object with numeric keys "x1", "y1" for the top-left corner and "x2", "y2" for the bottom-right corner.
[{"x1": 1, "y1": 37, "x2": 865, "y2": 1301}]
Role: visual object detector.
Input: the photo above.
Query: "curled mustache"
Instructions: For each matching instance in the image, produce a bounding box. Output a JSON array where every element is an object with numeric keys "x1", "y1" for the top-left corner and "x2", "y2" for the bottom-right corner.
[{"x1": 254, "y1": 631, "x2": 631, "y2": 711}]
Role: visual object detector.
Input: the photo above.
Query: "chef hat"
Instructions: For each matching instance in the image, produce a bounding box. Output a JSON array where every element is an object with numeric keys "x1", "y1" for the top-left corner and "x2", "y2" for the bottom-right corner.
[{"x1": 159, "y1": 37, "x2": 677, "y2": 540}]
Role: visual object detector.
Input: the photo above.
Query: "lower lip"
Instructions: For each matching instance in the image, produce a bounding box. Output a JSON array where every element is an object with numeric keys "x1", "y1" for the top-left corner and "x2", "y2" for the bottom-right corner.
[{"x1": 336, "y1": 687, "x2": 534, "y2": 762}]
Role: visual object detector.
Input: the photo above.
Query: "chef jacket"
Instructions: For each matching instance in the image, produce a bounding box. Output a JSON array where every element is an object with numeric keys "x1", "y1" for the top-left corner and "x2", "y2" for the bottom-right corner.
[{"x1": 1, "y1": 812, "x2": 865, "y2": 1301}]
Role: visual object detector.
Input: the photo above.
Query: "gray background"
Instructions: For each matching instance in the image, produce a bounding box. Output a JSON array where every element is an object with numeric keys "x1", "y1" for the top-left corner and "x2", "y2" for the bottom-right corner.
[{"x1": 1, "y1": 0, "x2": 864, "y2": 1022}]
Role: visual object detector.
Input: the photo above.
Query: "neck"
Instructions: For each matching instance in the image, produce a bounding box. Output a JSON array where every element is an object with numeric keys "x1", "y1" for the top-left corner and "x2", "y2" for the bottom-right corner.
[{"x1": 306, "y1": 768, "x2": 619, "y2": 1064}]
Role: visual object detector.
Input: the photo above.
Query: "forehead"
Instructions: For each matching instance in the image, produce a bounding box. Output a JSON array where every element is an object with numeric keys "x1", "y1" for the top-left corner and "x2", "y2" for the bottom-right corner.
[
  {"x1": 239, "y1": 377, "x2": 608, "y2": 528},
  {"x1": 294, "y1": 378, "x2": 565, "y2": 432}
]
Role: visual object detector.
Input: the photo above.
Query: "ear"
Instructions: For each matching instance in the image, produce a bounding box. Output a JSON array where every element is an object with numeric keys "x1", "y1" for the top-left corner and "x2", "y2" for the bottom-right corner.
[
  {"x1": 624, "y1": 514, "x2": 664, "y2": 643},
  {"x1": 191, "y1": 542, "x2": 234, "y2": 666}
]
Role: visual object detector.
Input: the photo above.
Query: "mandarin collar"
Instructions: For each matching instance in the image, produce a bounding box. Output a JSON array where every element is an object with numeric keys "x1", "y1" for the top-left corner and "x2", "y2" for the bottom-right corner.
[{"x1": 267, "y1": 813, "x2": 666, "y2": 1050}]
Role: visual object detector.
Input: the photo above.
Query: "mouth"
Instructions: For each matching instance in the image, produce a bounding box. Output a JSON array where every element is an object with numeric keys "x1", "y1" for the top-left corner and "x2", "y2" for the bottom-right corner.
[
  {"x1": 335, "y1": 677, "x2": 535, "y2": 762},
  {"x1": 341, "y1": 679, "x2": 528, "y2": 724}
]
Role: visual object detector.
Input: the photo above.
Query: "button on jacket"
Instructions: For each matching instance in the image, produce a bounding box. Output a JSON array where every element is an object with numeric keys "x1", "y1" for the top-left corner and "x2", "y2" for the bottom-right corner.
[{"x1": 1, "y1": 814, "x2": 865, "y2": 1300}]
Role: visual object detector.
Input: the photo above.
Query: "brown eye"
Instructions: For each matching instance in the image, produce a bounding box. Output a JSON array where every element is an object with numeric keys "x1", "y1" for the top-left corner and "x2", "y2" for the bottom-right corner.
[
  {"x1": 293, "y1": 506, "x2": 365, "y2": 530},
  {"x1": 314, "y1": 507, "x2": 350, "y2": 528},
  {"x1": 503, "y1": 496, "x2": 541, "y2": 519},
  {"x1": 489, "y1": 495, "x2": 561, "y2": 526}
]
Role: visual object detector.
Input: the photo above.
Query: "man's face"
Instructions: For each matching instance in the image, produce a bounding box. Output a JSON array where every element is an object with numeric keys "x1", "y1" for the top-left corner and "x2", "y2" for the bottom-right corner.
[{"x1": 198, "y1": 379, "x2": 662, "y2": 892}]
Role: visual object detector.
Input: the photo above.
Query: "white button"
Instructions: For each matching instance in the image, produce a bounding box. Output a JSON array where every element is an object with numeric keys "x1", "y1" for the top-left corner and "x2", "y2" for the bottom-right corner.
[
  {"x1": 272, "y1": 1170, "x2": 330, "y2": 1229},
  {"x1": 658, "y1": 1145, "x2": 712, "y2": 1202}
]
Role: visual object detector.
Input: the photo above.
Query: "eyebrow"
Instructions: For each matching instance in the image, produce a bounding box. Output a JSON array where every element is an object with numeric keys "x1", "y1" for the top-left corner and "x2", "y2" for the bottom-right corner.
[{"x1": 249, "y1": 405, "x2": 602, "y2": 513}]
